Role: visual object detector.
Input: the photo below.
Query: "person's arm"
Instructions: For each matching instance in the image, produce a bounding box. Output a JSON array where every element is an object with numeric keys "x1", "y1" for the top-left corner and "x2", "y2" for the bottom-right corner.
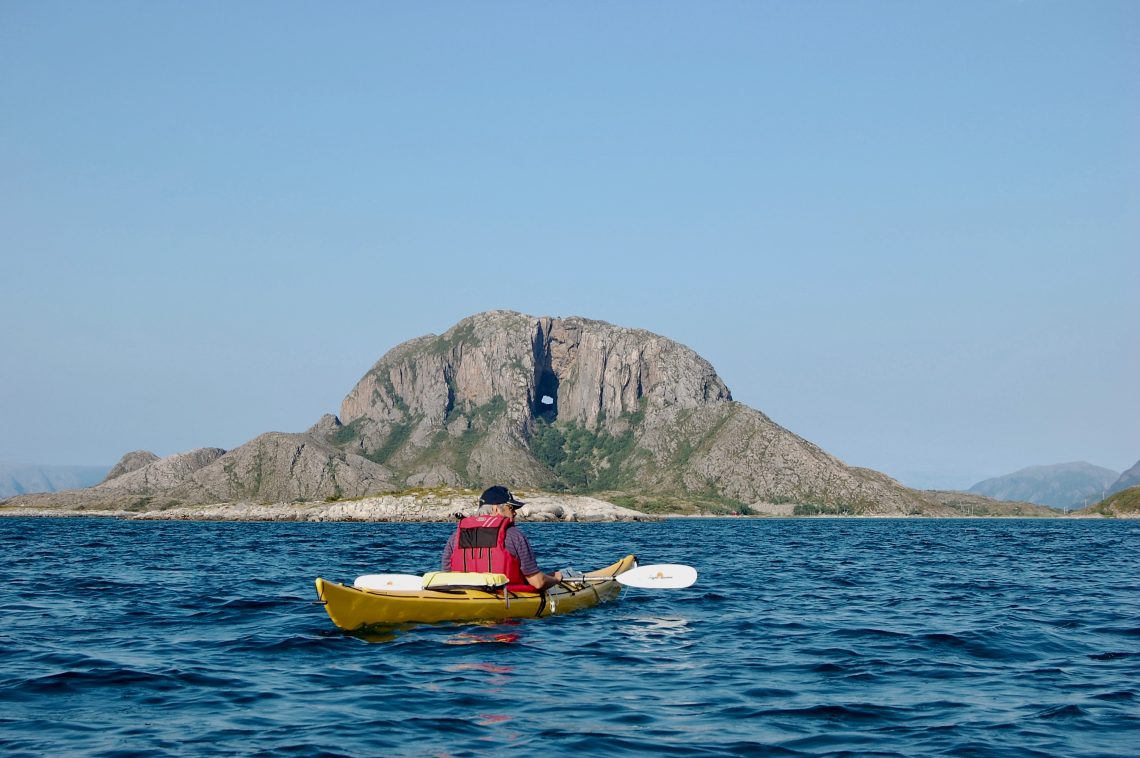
[
  {"x1": 525, "y1": 569, "x2": 564, "y2": 590},
  {"x1": 506, "y1": 529, "x2": 562, "y2": 589},
  {"x1": 441, "y1": 532, "x2": 456, "y2": 571}
]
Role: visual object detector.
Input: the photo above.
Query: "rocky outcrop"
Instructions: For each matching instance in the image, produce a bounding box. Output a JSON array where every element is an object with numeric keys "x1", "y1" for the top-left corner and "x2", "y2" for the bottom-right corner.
[
  {"x1": 325, "y1": 311, "x2": 933, "y2": 513},
  {"x1": 183, "y1": 433, "x2": 395, "y2": 503},
  {"x1": 0, "y1": 491, "x2": 652, "y2": 522},
  {"x1": 101, "y1": 451, "x2": 160, "y2": 483},
  {"x1": 1, "y1": 436, "x2": 395, "y2": 512},
  {"x1": 96, "y1": 447, "x2": 226, "y2": 494},
  {"x1": 628, "y1": 403, "x2": 929, "y2": 514}
]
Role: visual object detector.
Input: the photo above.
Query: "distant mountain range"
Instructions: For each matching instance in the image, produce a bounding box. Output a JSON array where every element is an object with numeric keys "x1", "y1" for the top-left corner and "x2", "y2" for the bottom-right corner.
[
  {"x1": 1108, "y1": 460, "x2": 1140, "y2": 496},
  {"x1": 969, "y1": 462, "x2": 1122, "y2": 510},
  {"x1": 0, "y1": 463, "x2": 110, "y2": 498}
]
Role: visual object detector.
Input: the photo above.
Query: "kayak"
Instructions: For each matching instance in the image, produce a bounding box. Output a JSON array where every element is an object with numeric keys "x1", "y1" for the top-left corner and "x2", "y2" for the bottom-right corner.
[{"x1": 315, "y1": 554, "x2": 637, "y2": 630}]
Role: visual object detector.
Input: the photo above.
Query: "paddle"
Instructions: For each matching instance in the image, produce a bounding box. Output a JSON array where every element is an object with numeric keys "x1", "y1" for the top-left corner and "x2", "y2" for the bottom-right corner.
[
  {"x1": 560, "y1": 560, "x2": 693, "y2": 592},
  {"x1": 602, "y1": 563, "x2": 698, "y2": 589},
  {"x1": 354, "y1": 574, "x2": 424, "y2": 591},
  {"x1": 352, "y1": 563, "x2": 698, "y2": 592}
]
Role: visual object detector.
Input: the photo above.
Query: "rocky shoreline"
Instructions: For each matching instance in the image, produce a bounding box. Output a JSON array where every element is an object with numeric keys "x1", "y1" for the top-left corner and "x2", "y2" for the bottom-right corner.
[
  {"x1": 2, "y1": 499, "x2": 1130, "y2": 521},
  {"x1": 0, "y1": 492, "x2": 657, "y2": 523}
]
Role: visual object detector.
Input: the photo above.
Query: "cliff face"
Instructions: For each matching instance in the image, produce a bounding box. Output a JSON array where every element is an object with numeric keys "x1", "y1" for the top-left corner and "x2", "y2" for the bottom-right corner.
[
  {"x1": 2, "y1": 310, "x2": 972, "y2": 515},
  {"x1": 338, "y1": 312, "x2": 729, "y2": 437}
]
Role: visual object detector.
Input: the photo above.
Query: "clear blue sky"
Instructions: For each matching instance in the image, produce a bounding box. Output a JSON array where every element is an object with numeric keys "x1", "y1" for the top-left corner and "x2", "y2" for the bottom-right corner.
[{"x1": 1, "y1": 2, "x2": 1137, "y2": 489}]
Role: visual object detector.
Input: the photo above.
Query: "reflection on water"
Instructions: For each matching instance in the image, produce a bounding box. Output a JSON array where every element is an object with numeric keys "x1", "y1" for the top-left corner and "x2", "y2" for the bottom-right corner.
[
  {"x1": 444, "y1": 630, "x2": 523, "y2": 645},
  {"x1": 619, "y1": 615, "x2": 694, "y2": 644}
]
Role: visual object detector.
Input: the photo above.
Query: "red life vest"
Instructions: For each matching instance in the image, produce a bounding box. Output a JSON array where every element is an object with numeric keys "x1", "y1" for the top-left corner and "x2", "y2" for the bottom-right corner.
[{"x1": 449, "y1": 513, "x2": 532, "y2": 592}]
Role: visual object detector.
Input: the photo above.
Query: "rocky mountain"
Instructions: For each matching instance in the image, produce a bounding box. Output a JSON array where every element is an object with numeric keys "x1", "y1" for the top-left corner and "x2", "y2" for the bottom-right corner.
[
  {"x1": 0, "y1": 463, "x2": 109, "y2": 498},
  {"x1": 101, "y1": 451, "x2": 159, "y2": 483},
  {"x1": 0, "y1": 310, "x2": 1064, "y2": 517},
  {"x1": 5, "y1": 434, "x2": 395, "y2": 512},
  {"x1": 968, "y1": 462, "x2": 1120, "y2": 510},
  {"x1": 1107, "y1": 459, "x2": 1140, "y2": 496},
  {"x1": 318, "y1": 311, "x2": 942, "y2": 514}
]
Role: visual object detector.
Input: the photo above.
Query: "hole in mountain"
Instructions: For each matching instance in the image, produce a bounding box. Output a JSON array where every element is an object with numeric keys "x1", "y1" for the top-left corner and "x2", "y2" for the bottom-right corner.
[{"x1": 534, "y1": 370, "x2": 559, "y2": 421}]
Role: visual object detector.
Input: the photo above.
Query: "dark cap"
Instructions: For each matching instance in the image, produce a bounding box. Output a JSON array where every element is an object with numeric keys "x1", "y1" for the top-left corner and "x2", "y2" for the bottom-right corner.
[{"x1": 479, "y1": 486, "x2": 525, "y2": 509}]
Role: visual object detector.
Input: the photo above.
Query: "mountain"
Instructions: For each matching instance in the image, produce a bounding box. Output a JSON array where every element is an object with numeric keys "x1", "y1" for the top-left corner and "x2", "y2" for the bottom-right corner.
[
  {"x1": 1107, "y1": 459, "x2": 1140, "y2": 496},
  {"x1": 968, "y1": 462, "x2": 1120, "y2": 510},
  {"x1": 0, "y1": 463, "x2": 109, "y2": 498},
  {"x1": 0, "y1": 311, "x2": 1062, "y2": 517},
  {"x1": 323, "y1": 311, "x2": 937, "y2": 514}
]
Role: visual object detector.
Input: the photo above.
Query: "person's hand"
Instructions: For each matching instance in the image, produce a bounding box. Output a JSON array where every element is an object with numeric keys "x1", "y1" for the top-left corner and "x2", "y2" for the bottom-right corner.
[{"x1": 553, "y1": 571, "x2": 563, "y2": 582}]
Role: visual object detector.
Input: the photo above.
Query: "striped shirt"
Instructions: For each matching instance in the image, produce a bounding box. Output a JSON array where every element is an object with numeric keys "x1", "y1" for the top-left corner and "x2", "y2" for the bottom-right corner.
[{"x1": 441, "y1": 526, "x2": 540, "y2": 577}]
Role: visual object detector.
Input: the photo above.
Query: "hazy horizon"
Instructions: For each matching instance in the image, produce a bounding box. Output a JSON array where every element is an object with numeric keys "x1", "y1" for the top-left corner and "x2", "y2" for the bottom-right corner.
[
  {"x1": 0, "y1": 455, "x2": 1133, "y2": 494},
  {"x1": 2, "y1": 4, "x2": 1136, "y2": 491}
]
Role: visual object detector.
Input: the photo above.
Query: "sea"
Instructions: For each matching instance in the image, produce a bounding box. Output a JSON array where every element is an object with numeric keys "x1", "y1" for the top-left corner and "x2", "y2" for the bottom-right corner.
[{"x1": 1, "y1": 517, "x2": 1137, "y2": 757}]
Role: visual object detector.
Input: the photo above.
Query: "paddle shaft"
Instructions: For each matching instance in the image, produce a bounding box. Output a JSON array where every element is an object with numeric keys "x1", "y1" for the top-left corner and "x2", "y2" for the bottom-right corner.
[{"x1": 567, "y1": 563, "x2": 697, "y2": 589}]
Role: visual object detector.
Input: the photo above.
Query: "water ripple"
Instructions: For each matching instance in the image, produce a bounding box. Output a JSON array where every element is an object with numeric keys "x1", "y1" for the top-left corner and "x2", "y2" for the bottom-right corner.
[{"x1": 1, "y1": 517, "x2": 1138, "y2": 756}]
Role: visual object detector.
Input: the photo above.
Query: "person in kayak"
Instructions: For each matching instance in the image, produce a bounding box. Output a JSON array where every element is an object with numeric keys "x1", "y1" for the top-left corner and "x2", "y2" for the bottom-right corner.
[{"x1": 441, "y1": 486, "x2": 563, "y2": 591}]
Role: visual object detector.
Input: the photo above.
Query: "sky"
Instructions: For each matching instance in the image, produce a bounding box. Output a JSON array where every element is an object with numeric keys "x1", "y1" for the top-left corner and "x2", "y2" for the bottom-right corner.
[{"x1": 1, "y1": 2, "x2": 1137, "y2": 490}]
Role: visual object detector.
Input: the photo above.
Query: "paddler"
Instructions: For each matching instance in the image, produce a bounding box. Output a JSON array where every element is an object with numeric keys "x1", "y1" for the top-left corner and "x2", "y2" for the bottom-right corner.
[{"x1": 441, "y1": 486, "x2": 563, "y2": 591}]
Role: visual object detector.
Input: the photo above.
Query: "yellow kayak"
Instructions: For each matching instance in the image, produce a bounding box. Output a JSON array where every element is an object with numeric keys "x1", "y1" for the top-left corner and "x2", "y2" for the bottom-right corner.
[{"x1": 315, "y1": 554, "x2": 637, "y2": 630}]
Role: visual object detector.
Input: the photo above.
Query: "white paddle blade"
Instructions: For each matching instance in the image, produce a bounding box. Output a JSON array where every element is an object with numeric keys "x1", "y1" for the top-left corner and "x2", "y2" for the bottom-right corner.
[
  {"x1": 353, "y1": 573, "x2": 424, "y2": 591},
  {"x1": 616, "y1": 564, "x2": 698, "y2": 589}
]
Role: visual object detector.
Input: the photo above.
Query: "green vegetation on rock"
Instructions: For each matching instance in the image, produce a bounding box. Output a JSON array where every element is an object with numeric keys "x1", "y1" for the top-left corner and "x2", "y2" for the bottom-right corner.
[
  {"x1": 330, "y1": 418, "x2": 363, "y2": 446},
  {"x1": 531, "y1": 417, "x2": 639, "y2": 492},
  {"x1": 1082, "y1": 485, "x2": 1140, "y2": 517},
  {"x1": 606, "y1": 491, "x2": 748, "y2": 515},
  {"x1": 429, "y1": 321, "x2": 479, "y2": 356},
  {"x1": 450, "y1": 396, "x2": 507, "y2": 474},
  {"x1": 368, "y1": 418, "x2": 417, "y2": 465}
]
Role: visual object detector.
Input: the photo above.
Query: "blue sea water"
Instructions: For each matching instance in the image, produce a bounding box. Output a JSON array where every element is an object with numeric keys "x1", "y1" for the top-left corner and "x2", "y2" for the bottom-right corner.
[{"x1": 1, "y1": 517, "x2": 1137, "y2": 757}]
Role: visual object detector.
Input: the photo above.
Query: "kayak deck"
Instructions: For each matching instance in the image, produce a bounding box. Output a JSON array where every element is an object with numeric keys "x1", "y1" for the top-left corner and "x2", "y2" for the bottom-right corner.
[{"x1": 315, "y1": 554, "x2": 637, "y2": 630}]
